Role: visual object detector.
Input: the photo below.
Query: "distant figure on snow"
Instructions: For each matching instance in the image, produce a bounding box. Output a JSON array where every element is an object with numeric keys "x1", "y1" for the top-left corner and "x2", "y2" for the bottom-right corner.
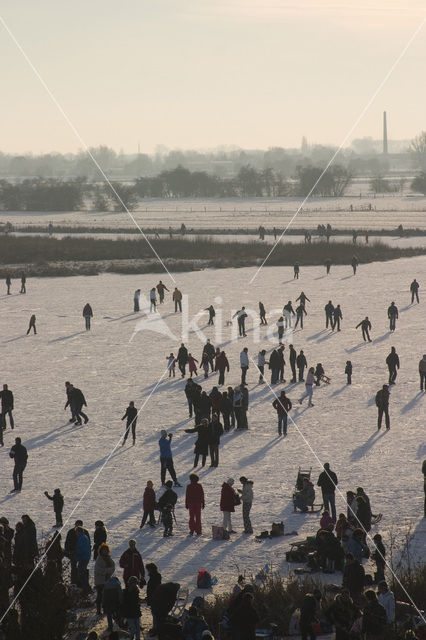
[
  {"x1": 83, "y1": 303, "x2": 93, "y2": 330},
  {"x1": 20, "y1": 274, "x2": 26, "y2": 294},
  {"x1": 345, "y1": 360, "x2": 352, "y2": 385},
  {"x1": 299, "y1": 367, "x2": 315, "y2": 407},
  {"x1": 375, "y1": 384, "x2": 390, "y2": 431},
  {"x1": 44, "y1": 488, "x2": 64, "y2": 527},
  {"x1": 332, "y1": 304, "x2": 342, "y2": 331},
  {"x1": 410, "y1": 279, "x2": 420, "y2": 304},
  {"x1": 272, "y1": 390, "x2": 292, "y2": 436},
  {"x1": 419, "y1": 354, "x2": 426, "y2": 391},
  {"x1": 156, "y1": 280, "x2": 169, "y2": 304},
  {"x1": 233, "y1": 307, "x2": 248, "y2": 337},
  {"x1": 133, "y1": 289, "x2": 141, "y2": 312},
  {"x1": 259, "y1": 301, "x2": 267, "y2": 325},
  {"x1": 386, "y1": 347, "x2": 400, "y2": 385},
  {"x1": 27, "y1": 314, "x2": 36, "y2": 335},
  {"x1": 356, "y1": 317, "x2": 372, "y2": 342},
  {"x1": 325, "y1": 259, "x2": 331, "y2": 274},
  {"x1": 5, "y1": 275, "x2": 11, "y2": 295},
  {"x1": 351, "y1": 255, "x2": 359, "y2": 275},
  {"x1": 205, "y1": 305, "x2": 215, "y2": 325},
  {"x1": 293, "y1": 262, "x2": 300, "y2": 279},
  {"x1": 387, "y1": 301, "x2": 398, "y2": 331},
  {"x1": 121, "y1": 400, "x2": 138, "y2": 446},
  {"x1": 173, "y1": 287, "x2": 183, "y2": 312},
  {"x1": 325, "y1": 300, "x2": 334, "y2": 329},
  {"x1": 149, "y1": 288, "x2": 157, "y2": 313}
]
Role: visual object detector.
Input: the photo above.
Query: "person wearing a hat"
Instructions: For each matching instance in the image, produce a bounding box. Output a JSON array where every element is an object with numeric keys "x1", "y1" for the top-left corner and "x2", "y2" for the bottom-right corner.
[
  {"x1": 44, "y1": 488, "x2": 64, "y2": 527},
  {"x1": 159, "y1": 430, "x2": 181, "y2": 487},
  {"x1": 220, "y1": 478, "x2": 237, "y2": 534},
  {"x1": 375, "y1": 384, "x2": 390, "y2": 430}
]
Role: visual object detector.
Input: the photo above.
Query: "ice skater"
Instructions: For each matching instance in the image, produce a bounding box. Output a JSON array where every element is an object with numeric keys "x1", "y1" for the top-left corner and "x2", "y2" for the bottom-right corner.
[
  {"x1": 356, "y1": 317, "x2": 372, "y2": 342},
  {"x1": 387, "y1": 301, "x2": 398, "y2": 331},
  {"x1": 293, "y1": 262, "x2": 300, "y2": 279},
  {"x1": 134, "y1": 289, "x2": 141, "y2": 312},
  {"x1": 332, "y1": 304, "x2": 342, "y2": 331},
  {"x1": 375, "y1": 384, "x2": 390, "y2": 430},
  {"x1": 351, "y1": 255, "x2": 359, "y2": 275},
  {"x1": 386, "y1": 347, "x2": 400, "y2": 385},
  {"x1": 299, "y1": 367, "x2": 315, "y2": 407},
  {"x1": 295, "y1": 303, "x2": 307, "y2": 329},
  {"x1": 121, "y1": 401, "x2": 138, "y2": 445},
  {"x1": 345, "y1": 360, "x2": 352, "y2": 385},
  {"x1": 166, "y1": 353, "x2": 176, "y2": 377},
  {"x1": 410, "y1": 279, "x2": 420, "y2": 304},
  {"x1": 5, "y1": 275, "x2": 11, "y2": 295},
  {"x1": 205, "y1": 305, "x2": 215, "y2": 325},
  {"x1": 149, "y1": 288, "x2": 157, "y2": 312},
  {"x1": 26, "y1": 314, "x2": 36, "y2": 335},
  {"x1": 259, "y1": 301, "x2": 267, "y2": 325},
  {"x1": 20, "y1": 274, "x2": 26, "y2": 294},
  {"x1": 156, "y1": 280, "x2": 169, "y2": 304},
  {"x1": 233, "y1": 307, "x2": 248, "y2": 337},
  {"x1": 83, "y1": 303, "x2": 93, "y2": 330},
  {"x1": 325, "y1": 300, "x2": 334, "y2": 329}
]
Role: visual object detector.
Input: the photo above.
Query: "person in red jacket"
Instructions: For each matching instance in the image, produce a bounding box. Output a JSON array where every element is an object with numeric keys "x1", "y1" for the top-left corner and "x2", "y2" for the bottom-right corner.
[
  {"x1": 185, "y1": 473, "x2": 204, "y2": 536},
  {"x1": 272, "y1": 390, "x2": 292, "y2": 436},
  {"x1": 140, "y1": 480, "x2": 156, "y2": 528},
  {"x1": 220, "y1": 478, "x2": 237, "y2": 534},
  {"x1": 215, "y1": 351, "x2": 230, "y2": 386},
  {"x1": 119, "y1": 539, "x2": 145, "y2": 586}
]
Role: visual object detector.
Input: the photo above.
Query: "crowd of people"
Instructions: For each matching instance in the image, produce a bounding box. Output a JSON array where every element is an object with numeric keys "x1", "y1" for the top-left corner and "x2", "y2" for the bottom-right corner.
[{"x1": 0, "y1": 266, "x2": 424, "y2": 640}]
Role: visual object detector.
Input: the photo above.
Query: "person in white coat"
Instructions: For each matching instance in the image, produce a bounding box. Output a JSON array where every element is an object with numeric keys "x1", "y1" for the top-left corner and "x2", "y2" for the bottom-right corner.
[
  {"x1": 377, "y1": 581, "x2": 395, "y2": 623},
  {"x1": 257, "y1": 350, "x2": 266, "y2": 383},
  {"x1": 94, "y1": 543, "x2": 115, "y2": 615},
  {"x1": 299, "y1": 367, "x2": 315, "y2": 407},
  {"x1": 240, "y1": 348, "x2": 249, "y2": 386}
]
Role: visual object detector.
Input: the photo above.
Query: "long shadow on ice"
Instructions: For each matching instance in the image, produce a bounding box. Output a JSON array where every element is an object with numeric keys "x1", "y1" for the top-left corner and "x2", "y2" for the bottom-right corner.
[
  {"x1": 107, "y1": 313, "x2": 135, "y2": 322},
  {"x1": 307, "y1": 330, "x2": 327, "y2": 341},
  {"x1": 3, "y1": 335, "x2": 27, "y2": 343},
  {"x1": 372, "y1": 332, "x2": 391, "y2": 344},
  {"x1": 24, "y1": 422, "x2": 84, "y2": 450},
  {"x1": 73, "y1": 447, "x2": 125, "y2": 478},
  {"x1": 350, "y1": 431, "x2": 385, "y2": 462},
  {"x1": 330, "y1": 385, "x2": 348, "y2": 398},
  {"x1": 400, "y1": 392, "x2": 423, "y2": 414},
  {"x1": 238, "y1": 437, "x2": 282, "y2": 466},
  {"x1": 346, "y1": 343, "x2": 368, "y2": 354},
  {"x1": 49, "y1": 331, "x2": 86, "y2": 343}
]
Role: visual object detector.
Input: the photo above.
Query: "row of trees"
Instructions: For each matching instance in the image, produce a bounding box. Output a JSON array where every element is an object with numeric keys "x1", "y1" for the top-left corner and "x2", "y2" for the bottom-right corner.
[
  {"x1": 1, "y1": 165, "x2": 426, "y2": 211},
  {"x1": 2, "y1": 131, "x2": 426, "y2": 179}
]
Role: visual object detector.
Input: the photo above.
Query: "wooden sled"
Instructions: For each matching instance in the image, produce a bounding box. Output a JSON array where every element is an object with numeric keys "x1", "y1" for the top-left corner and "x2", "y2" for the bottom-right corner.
[
  {"x1": 320, "y1": 374, "x2": 331, "y2": 384},
  {"x1": 293, "y1": 467, "x2": 323, "y2": 513},
  {"x1": 371, "y1": 513, "x2": 383, "y2": 525}
]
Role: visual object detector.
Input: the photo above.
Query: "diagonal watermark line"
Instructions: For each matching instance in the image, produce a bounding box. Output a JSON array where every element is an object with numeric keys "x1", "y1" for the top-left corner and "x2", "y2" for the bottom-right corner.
[
  {"x1": 249, "y1": 356, "x2": 426, "y2": 623},
  {"x1": 0, "y1": 15, "x2": 176, "y2": 284},
  {"x1": 0, "y1": 364, "x2": 170, "y2": 625},
  {"x1": 249, "y1": 18, "x2": 426, "y2": 284}
]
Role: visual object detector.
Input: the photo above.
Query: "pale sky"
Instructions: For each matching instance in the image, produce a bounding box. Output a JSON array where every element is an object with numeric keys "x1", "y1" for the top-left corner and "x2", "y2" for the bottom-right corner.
[{"x1": 0, "y1": 0, "x2": 425, "y2": 154}]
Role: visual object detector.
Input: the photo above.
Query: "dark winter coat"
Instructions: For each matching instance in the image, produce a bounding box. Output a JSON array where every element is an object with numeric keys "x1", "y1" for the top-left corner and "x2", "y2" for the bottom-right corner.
[
  {"x1": 268, "y1": 349, "x2": 280, "y2": 370},
  {"x1": 46, "y1": 491, "x2": 64, "y2": 513},
  {"x1": 198, "y1": 393, "x2": 212, "y2": 417},
  {"x1": 202, "y1": 342, "x2": 216, "y2": 358},
  {"x1": 272, "y1": 394, "x2": 292, "y2": 414},
  {"x1": 146, "y1": 570, "x2": 162, "y2": 606},
  {"x1": 185, "y1": 425, "x2": 209, "y2": 455},
  {"x1": 93, "y1": 525, "x2": 107, "y2": 557},
  {"x1": 150, "y1": 582, "x2": 180, "y2": 617},
  {"x1": 185, "y1": 482, "x2": 205, "y2": 508},
  {"x1": 220, "y1": 482, "x2": 236, "y2": 512},
  {"x1": 177, "y1": 346, "x2": 189, "y2": 364},
  {"x1": 122, "y1": 405, "x2": 138, "y2": 424},
  {"x1": 143, "y1": 487, "x2": 156, "y2": 511},
  {"x1": 158, "y1": 488, "x2": 178, "y2": 510},
  {"x1": 230, "y1": 595, "x2": 259, "y2": 640},
  {"x1": 296, "y1": 354, "x2": 307, "y2": 370},
  {"x1": 64, "y1": 526, "x2": 90, "y2": 558},
  {"x1": 375, "y1": 388, "x2": 390, "y2": 408},
  {"x1": 300, "y1": 594, "x2": 317, "y2": 625},
  {"x1": 82, "y1": 304, "x2": 93, "y2": 317},
  {"x1": 70, "y1": 387, "x2": 86, "y2": 407},
  {"x1": 317, "y1": 469, "x2": 338, "y2": 494},
  {"x1": 215, "y1": 352, "x2": 229, "y2": 372},
  {"x1": 119, "y1": 548, "x2": 145, "y2": 582},
  {"x1": 207, "y1": 419, "x2": 224, "y2": 445},
  {"x1": 102, "y1": 577, "x2": 122, "y2": 612},
  {"x1": 325, "y1": 302, "x2": 334, "y2": 316},
  {"x1": 75, "y1": 532, "x2": 91, "y2": 563},
  {"x1": 386, "y1": 351, "x2": 400, "y2": 370},
  {"x1": 0, "y1": 389, "x2": 13, "y2": 410},
  {"x1": 9, "y1": 443, "x2": 28, "y2": 466},
  {"x1": 289, "y1": 346, "x2": 297, "y2": 364},
  {"x1": 122, "y1": 585, "x2": 141, "y2": 618}
]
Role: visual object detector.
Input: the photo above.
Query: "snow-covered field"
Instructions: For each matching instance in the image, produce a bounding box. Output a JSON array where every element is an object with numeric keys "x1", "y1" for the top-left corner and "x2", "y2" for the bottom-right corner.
[
  {"x1": 2, "y1": 194, "x2": 426, "y2": 231},
  {"x1": 0, "y1": 256, "x2": 425, "y2": 610}
]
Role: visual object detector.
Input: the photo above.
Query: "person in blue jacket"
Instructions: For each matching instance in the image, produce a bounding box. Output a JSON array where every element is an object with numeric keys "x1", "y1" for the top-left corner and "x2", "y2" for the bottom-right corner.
[
  {"x1": 75, "y1": 525, "x2": 91, "y2": 594},
  {"x1": 159, "y1": 430, "x2": 181, "y2": 487}
]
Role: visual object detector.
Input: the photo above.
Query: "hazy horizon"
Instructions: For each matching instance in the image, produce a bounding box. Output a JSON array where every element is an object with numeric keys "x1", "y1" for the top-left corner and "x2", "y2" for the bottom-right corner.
[{"x1": 1, "y1": 0, "x2": 425, "y2": 155}]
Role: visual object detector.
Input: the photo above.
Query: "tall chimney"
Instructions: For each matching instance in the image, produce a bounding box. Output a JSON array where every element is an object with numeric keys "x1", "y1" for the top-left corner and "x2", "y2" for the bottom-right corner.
[{"x1": 383, "y1": 111, "x2": 388, "y2": 155}]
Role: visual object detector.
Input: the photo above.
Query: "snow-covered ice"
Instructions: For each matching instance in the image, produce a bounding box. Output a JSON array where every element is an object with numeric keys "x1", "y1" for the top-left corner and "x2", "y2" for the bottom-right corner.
[{"x1": 0, "y1": 255, "x2": 425, "y2": 602}]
